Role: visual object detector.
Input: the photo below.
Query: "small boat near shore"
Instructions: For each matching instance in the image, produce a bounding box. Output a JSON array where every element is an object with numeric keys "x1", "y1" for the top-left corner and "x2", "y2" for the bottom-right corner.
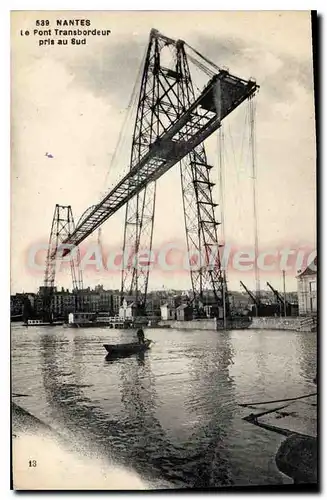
[{"x1": 103, "y1": 339, "x2": 152, "y2": 358}]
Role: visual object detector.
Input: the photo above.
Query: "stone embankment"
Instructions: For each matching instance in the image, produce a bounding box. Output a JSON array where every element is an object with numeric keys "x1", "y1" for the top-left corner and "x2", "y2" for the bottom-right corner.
[
  {"x1": 158, "y1": 318, "x2": 250, "y2": 330},
  {"x1": 275, "y1": 434, "x2": 317, "y2": 484},
  {"x1": 158, "y1": 316, "x2": 316, "y2": 332},
  {"x1": 249, "y1": 316, "x2": 316, "y2": 332}
]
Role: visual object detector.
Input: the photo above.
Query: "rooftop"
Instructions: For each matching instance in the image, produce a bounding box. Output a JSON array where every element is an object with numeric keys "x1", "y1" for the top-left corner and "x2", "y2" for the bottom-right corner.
[{"x1": 297, "y1": 256, "x2": 317, "y2": 278}]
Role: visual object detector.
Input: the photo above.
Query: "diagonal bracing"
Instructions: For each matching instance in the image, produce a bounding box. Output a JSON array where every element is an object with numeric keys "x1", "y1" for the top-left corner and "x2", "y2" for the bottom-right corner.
[{"x1": 58, "y1": 30, "x2": 258, "y2": 313}]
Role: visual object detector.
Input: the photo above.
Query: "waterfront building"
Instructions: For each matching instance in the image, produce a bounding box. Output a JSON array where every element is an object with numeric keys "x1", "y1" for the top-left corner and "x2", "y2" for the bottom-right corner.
[
  {"x1": 119, "y1": 298, "x2": 137, "y2": 319},
  {"x1": 10, "y1": 293, "x2": 25, "y2": 316},
  {"x1": 11, "y1": 293, "x2": 36, "y2": 318},
  {"x1": 52, "y1": 289, "x2": 75, "y2": 316},
  {"x1": 146, "y1": 295, "x2": 162, "y2": 316},
  {"x1": 198, "y1": 297, "x2": 220, "y2": 318},
  {"x1": 94, "y1": 285, "x2": 114, "y2": 313},
  {"x1": 176, "y1": 303, "x2": 193, "y2": 321},
  {"x1": 297, "y1": 257, "x2": 317, "y2": 316},
  {"x1": 78, "y1": 288, "x2": 100, "y2": 312},
  {"x1": 112, "y1": 292, "x2": 121, "y2": 315},
  {"x1": 160, "y1": 303, "x2": 175, "y2": 321}
]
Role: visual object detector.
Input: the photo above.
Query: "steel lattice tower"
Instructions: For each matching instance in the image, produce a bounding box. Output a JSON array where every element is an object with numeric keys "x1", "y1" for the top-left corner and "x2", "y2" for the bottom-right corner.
[
  {"x1": 43, "y1": 204, "x2": 83, "y2": 320},
  {"x1": 121, "y1": 30, "x2": 227, "y2": 312},
  {"x1": 178, "y1": 43, "x2": 226, "y2": 312},
  {"x1": 59, "y1": 29, "x2": 258, "y2": 318}
]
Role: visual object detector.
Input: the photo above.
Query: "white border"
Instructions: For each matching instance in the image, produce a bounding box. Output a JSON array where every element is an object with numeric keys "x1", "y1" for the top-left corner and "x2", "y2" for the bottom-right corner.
[{"x1": 2, "y1": 2, "x2": 324, "y2": 498}]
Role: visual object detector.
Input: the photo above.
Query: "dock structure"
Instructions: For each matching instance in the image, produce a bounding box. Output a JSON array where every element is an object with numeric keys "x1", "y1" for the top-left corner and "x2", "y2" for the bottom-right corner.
[
  {"x1": 67, "y1": 311, "x2": 134, "y2": 329},
  {"x1": 98, "y1": 316, "x2": 133, "y2": 329}
]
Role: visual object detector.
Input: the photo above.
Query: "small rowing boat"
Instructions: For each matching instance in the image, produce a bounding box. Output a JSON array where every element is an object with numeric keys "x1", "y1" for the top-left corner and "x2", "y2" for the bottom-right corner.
[{"x1": 103, "y1": 339, "x2": 152, "y2": 357}]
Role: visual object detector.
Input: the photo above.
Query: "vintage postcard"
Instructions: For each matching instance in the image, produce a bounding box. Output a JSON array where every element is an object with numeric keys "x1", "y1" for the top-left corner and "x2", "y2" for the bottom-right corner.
[{"x1": 11, "y1": 10, "x2": 317, "y2": 491}]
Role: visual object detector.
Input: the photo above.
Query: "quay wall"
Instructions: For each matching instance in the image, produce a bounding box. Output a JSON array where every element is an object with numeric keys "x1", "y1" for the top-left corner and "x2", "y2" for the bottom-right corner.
[
  {"x1": 158, "y1": 317, "x2": 316, "y2": 332},
  {"x1": 158, "y1": 319, "x2": 217, "y2": 330},
  {"x1": 158, "y1": 318, "x2": 250, "y2": 330},
  {"x1": 249, "y1": 317, "x2": 314, "y2": 332}
]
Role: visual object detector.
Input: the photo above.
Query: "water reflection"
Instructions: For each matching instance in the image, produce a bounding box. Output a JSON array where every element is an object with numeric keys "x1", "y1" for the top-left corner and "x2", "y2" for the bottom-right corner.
[
  {"x1": 184, "y1": 331, "x2": 235, "y2": 487},
  {"x1": 11, "y1": 326, "x2": 316, "y2": 489},
  {"x1": 117, "y1": 353, "x2": 167, "y2": 475},
  {"x1": 297, "y1": 333, "x2": 317, "y2": 385},
  {"x1": 252, "y1": 334, "x2": 269, "y2": 388},
  {"x1": 39, "y1": 334, "x2": 201, "y2": 486},
  {"x1": 104, "y1": 348, "x2": 219, "y2": 486},
  {"x1": 39, "y1": 334, "x2": 135, "y2": 464},
  {"x1": 104, "y1": 351, "x2": 145, "y2": 364}
]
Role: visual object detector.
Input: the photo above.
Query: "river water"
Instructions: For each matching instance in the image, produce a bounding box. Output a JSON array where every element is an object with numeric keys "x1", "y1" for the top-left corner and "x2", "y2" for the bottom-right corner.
[{"x1": 11, "y1": 324, "x2": 317, "y2": 489}]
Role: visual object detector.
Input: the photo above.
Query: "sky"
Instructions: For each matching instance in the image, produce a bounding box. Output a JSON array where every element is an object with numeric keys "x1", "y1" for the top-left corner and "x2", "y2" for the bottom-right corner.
[{"x1": 11, "y1": 11, "x2": 316, "y2": 295}]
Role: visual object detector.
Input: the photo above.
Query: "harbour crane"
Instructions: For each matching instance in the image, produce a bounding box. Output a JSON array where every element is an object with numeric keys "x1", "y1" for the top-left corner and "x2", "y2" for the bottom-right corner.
[
  {"x1": 240, "y1": 280, "x2": 260, "y2": 316},
  {"x1": 266, "y1": 281, "x2": 289, "y2": 317}
]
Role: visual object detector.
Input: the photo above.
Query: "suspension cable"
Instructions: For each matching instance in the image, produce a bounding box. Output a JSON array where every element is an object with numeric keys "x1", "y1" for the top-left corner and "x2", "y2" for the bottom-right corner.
[
  {"x1": 185, "y1": 42, "x2": 221, "y2": 74},
  {"x1": 187, "y1": 53, "x2": 215, "y2": 78},
  {"x1": 249, "y1": 96, "x2": 260, "y2": 302},
  {"x1": 239, "y1": 103, "x2": 249, "y2": 169},
  {"x1": 100, "y1": 48, "x2": 147, "y2": 196},
  {"x1": 217, "y1": 126, "x2": 225, "y2": 244}
]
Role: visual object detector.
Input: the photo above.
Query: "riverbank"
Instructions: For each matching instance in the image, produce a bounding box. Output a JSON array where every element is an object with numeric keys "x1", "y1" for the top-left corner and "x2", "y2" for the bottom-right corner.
[
  {"x1": 12, "y1": 401, "x2": 60, "y2": 439},
  {"x1": 12, "y1": 315, "x2": 317, "y2": 333},
  {"x1": 275, "y1": 434, "x2": 317, "y2": 484},
  {"x1": 12, "y1": 402, "x2": 165, "y2": 490}
]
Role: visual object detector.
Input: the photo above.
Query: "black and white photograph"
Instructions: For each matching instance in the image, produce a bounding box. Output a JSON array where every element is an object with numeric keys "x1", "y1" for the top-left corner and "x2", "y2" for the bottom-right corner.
[{"x1": 10, "y1": 10, "x2": 317, "y2": 491}]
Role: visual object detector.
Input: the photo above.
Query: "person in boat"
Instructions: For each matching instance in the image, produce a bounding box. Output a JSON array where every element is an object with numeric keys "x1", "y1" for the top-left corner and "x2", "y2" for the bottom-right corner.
[{"x1": 136, "y1": 328, "x2": 145, "y2": 344}]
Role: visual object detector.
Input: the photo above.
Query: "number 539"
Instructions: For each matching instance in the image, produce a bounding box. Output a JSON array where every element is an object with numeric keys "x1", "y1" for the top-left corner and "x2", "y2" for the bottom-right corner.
[{"x1": 36, "y1": 20, "x2": 49, "y2": 26}]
